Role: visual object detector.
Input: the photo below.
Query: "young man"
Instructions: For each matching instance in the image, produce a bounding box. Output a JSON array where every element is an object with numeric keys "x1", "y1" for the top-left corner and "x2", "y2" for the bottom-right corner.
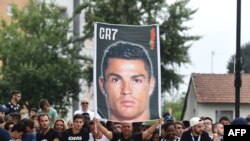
[
  {"x1": 94, "y1": 118, "x2": 163, "y2": 141},
  {"x1": 61, "y1": 114, "x2": 89, "y2": 141},
  {"x1": 175, "y1": 121, "x2": 184, "y2": 138},
  {"x1": 21, "y1": 118, "x2": 36, "y2": 141},
  {"x1": 99, "y1": 41, "x2": 155, "y2": 122},
  {"x1": 5, "y1": 90, "x2": 22, "y2": 115},
  {"x1": 37, "y1": 99, "x2": 58, "y2": 127},
  {"x1": 180, "y1": 117, "x2": 211, "y2": 141},
  {"x1": 36, "y1": 113, "x2": 60, "y2": 141},
  {"x1": 212, "y1": 122, "x2": 224, "y2": 141},
  {"x1": 161, "y1": 122, "x2": 180, "y2": 141},
  {"x1": 204, "y1": 117, "x2": 213, "y2": 139}
]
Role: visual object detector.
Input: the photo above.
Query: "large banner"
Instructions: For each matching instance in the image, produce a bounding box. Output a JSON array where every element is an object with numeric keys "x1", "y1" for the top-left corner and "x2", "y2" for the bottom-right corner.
[{"x1": 94, "y1": 22, "x2": 161, "y2": 122}]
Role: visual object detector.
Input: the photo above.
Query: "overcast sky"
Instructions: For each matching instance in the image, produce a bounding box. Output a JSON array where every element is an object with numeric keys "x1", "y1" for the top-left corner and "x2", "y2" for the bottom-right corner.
[{"x1": 177, "y1": 0, "x2": 250, "y2": 93}]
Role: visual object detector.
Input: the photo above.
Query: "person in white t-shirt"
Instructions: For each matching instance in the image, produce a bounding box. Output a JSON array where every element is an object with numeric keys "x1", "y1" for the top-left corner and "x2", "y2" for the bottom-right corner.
[
  {"x1": 74, "y1": 98, "x2": 100, "y2": 120},
  {"x1": 88, "y1": 120, "x2": 109, "y2": 141}
]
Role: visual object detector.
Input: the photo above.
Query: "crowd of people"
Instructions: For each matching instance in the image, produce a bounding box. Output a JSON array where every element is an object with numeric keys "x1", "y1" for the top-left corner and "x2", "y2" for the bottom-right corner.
[{"x1": 1, "y1": 90, "x2": 250, "y2": 141}]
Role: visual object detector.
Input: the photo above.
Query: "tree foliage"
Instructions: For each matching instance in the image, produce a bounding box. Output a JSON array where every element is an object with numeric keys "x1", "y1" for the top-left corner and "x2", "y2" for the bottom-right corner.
[
  {"x1": 227, "y1": 42, "x2": 250, "y2": 73},
  {"x1": 164, "y1": 96, "x2": 185, "y2": 120},
  {"x1": 80, "y1": 0, "x2": 200, "y2": 92},
  {"x1": 0, "y1": 0, "x2": 83, "y2": 117}
]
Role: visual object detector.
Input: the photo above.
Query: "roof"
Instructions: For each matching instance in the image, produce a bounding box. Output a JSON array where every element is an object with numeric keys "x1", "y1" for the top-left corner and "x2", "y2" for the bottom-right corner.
[{"x1": 192, "y1": 73, "x2": 250, "y2": 103}]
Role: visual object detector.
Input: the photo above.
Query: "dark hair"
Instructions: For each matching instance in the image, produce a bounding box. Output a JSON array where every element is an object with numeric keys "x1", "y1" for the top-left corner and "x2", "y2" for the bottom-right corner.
[
  {"x1": 39, "y1": 99, "x2": 50, "y2": 109},
  {"x1": 4, "y1": 121, "x2": 15, "y2": 130},
  {"x1": 11, "y1": 122, "x2": 26, "y2": 133},
  {"x1": 21, "y1": 118, "x2": 34, "y2": 129},
  {"x1": 11, "y1": 90, "x2": 22, "y2": 96},
  {"x1": 30, "y1": 107, "x2": 38, "y2": 113},
  {"x1": 73, "y1": 114, "x2": 84, "y2": 121},
  {"x1": 182, "y1": 120, "x2": 190, "y2": 128},
  {"x1": 204, "y1": 117, "x2": 213, "y2": 122},
  {"x1": 101, "y1": 41, "x2": 153, "y2": 80},
  {"x1": 219, "y1": 116, "x2": 230, "y2": 123},
  {"x1": 164, "y1": 122, "x2": 176, "y2": 131},
  {"x1": 38, "y1": 113, "x2": 49, "y2": 121}
]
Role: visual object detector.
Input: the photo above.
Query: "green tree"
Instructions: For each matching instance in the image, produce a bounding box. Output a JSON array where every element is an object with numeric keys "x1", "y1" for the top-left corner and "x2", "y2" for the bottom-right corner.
[
  {"x1": 227, "y1": 42, "x2": 250, "y2": 73},
  {"x1": 79, "y1": 0, "x2": 200, "y2": 92},
  {"x1": 0, "y1": 1, "x2": 83, "y2": 117},
  {"x1": 164, "y1": 95, "x2": 185, "y2": 120}
]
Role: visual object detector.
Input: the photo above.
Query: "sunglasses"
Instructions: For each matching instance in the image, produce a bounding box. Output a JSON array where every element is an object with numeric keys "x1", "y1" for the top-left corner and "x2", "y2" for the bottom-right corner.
[{"x1": 81, "y1": 102, "x2": 89, "y2": 105}]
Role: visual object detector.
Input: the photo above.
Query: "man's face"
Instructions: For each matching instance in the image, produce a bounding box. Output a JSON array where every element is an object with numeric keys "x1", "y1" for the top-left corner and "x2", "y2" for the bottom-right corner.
[
  {"x1": 165, "y1": 125, "x2": 176, "y2": 139},
  {"x1": 99, "y1": 58, "x2": 155, "y2": 120},
  {"x1": 204, "y1": 119, "x2": 212, "y2": 132},
  {"x1": 39, "y1": 115, "x2": 50, "y2": 130},
  {"x1": 81, "y1": 100, "x2": 89, "y2": 111},
  {"x1": 193, "y1": 123, "x2": 204, "y2": 135},
  {"x1": 175, "y1": 123, "x2": 184, "y2": 137},
  {"x1": 121, "y1": 122, "x2": 133, "y2": 137},
  {"x1": 73, "y1": 118, "x2": 84, "y2": 130},
  {"x1": 216, "y1": 123, "x2": 224, "y2": 136},
  {"x1": 14, "y1": 93, "x2": 21, "y2": 102}
]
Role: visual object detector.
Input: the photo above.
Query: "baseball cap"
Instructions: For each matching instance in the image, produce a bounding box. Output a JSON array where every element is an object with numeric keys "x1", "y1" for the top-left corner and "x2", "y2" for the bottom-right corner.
[
  {"x1": 190, "y1": 117, "x2": 203, "y2": 127},
  {"x1": 0, "y1": 104, "x2": 9, "y2": 113}
]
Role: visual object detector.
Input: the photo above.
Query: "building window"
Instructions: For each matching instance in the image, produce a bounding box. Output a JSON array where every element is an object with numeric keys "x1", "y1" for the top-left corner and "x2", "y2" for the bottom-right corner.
[{"x1": 216, "y1": 110, "x2": 233, "y2": 122}]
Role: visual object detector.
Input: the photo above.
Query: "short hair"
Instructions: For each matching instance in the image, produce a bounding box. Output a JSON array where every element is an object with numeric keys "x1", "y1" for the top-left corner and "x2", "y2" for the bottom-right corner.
[
  {"x1": 38, "y1": 113, "x2": 49, "y2": 121},
  {"x1": 30, "y1": 107, "x2": 38, "y2": 113},
  {"x1": 11, "y1": 122, "x2": 26, "y2": 133},
  {"x1": 73, "y1": 114, "x2": 84, "y2": 121},
  {"x1": 175, "y1": 121, "x2": 184, "y2": 127},
  {"x1": 212, "y1": 122, "x2": 222, "y2": 133},
  {"x1": 204, "y1": 117, "x2": 213, "y2": 122},
  {"x1": 219, "y1": 116, "x2": 230, "y2": 122},
  {"x1": 21, "y1": 118, "x2": 34, "y2": 129},
  {"x1": 4, "y1": 121, "x2": 15, "y2": 130},
  {"x1": 11, "y1": 90, "x2": 22, "y2": 96},
  {"x1": 39, "y1": 99, "x2": 50, "y2": 109},
  {"x1": 101, "y1": 41, "x2": 153, "y2": 80},
  {"x1": 164, "y1": 122, "x2": 176, "y2": 131}
]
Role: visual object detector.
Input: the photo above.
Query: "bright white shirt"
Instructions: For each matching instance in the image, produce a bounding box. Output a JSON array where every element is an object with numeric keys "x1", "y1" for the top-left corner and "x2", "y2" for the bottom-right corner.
[
  {"x1": 74, "y1": 109, "x2": 101, "y2": 120},
  {"x1": 88, "y1": 133, "x2": 110, "y2": 141}
]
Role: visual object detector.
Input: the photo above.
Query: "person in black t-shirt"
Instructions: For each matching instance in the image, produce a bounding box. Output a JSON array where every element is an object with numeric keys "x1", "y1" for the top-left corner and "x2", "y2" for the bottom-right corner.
[
  {"x1": 61, "y1": 114, "x2": 89, "y2": 141},
  {"x1": 94, "y1": 118, "x2": 163, "y2": 141},
  {"x1": 36, "y1": 113, "x2": 60, "y2": 141},
  {"x1": 5, "y1": 90, "x2": 22, "y2": 115},
  {"x1": 180, "y1": 117, "x2": 211, "y2": 141}
]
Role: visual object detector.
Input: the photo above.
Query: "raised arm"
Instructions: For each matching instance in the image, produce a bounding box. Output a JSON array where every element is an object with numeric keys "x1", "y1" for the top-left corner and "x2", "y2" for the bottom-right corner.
[
  {"x1": 93, "y1": 118, "x2": 113, "y2": 140},
  {"x1": 142, "y1": 118, "x2": 163, "y2": 140}
]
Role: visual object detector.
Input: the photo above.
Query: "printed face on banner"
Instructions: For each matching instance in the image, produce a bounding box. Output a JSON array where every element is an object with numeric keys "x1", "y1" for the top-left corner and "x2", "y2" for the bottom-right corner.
[
  {"x1": 99, "y1": 58, "x2": 155, "y2": 121},
  {"x1": 95, "y1": 23, "x2": 161, "y2": 122}
]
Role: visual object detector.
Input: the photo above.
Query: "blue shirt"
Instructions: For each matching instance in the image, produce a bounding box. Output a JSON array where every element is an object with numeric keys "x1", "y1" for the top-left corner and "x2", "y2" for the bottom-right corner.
[{"x1": 0, "y1": 128, "x2": 11, "y2": 141}]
